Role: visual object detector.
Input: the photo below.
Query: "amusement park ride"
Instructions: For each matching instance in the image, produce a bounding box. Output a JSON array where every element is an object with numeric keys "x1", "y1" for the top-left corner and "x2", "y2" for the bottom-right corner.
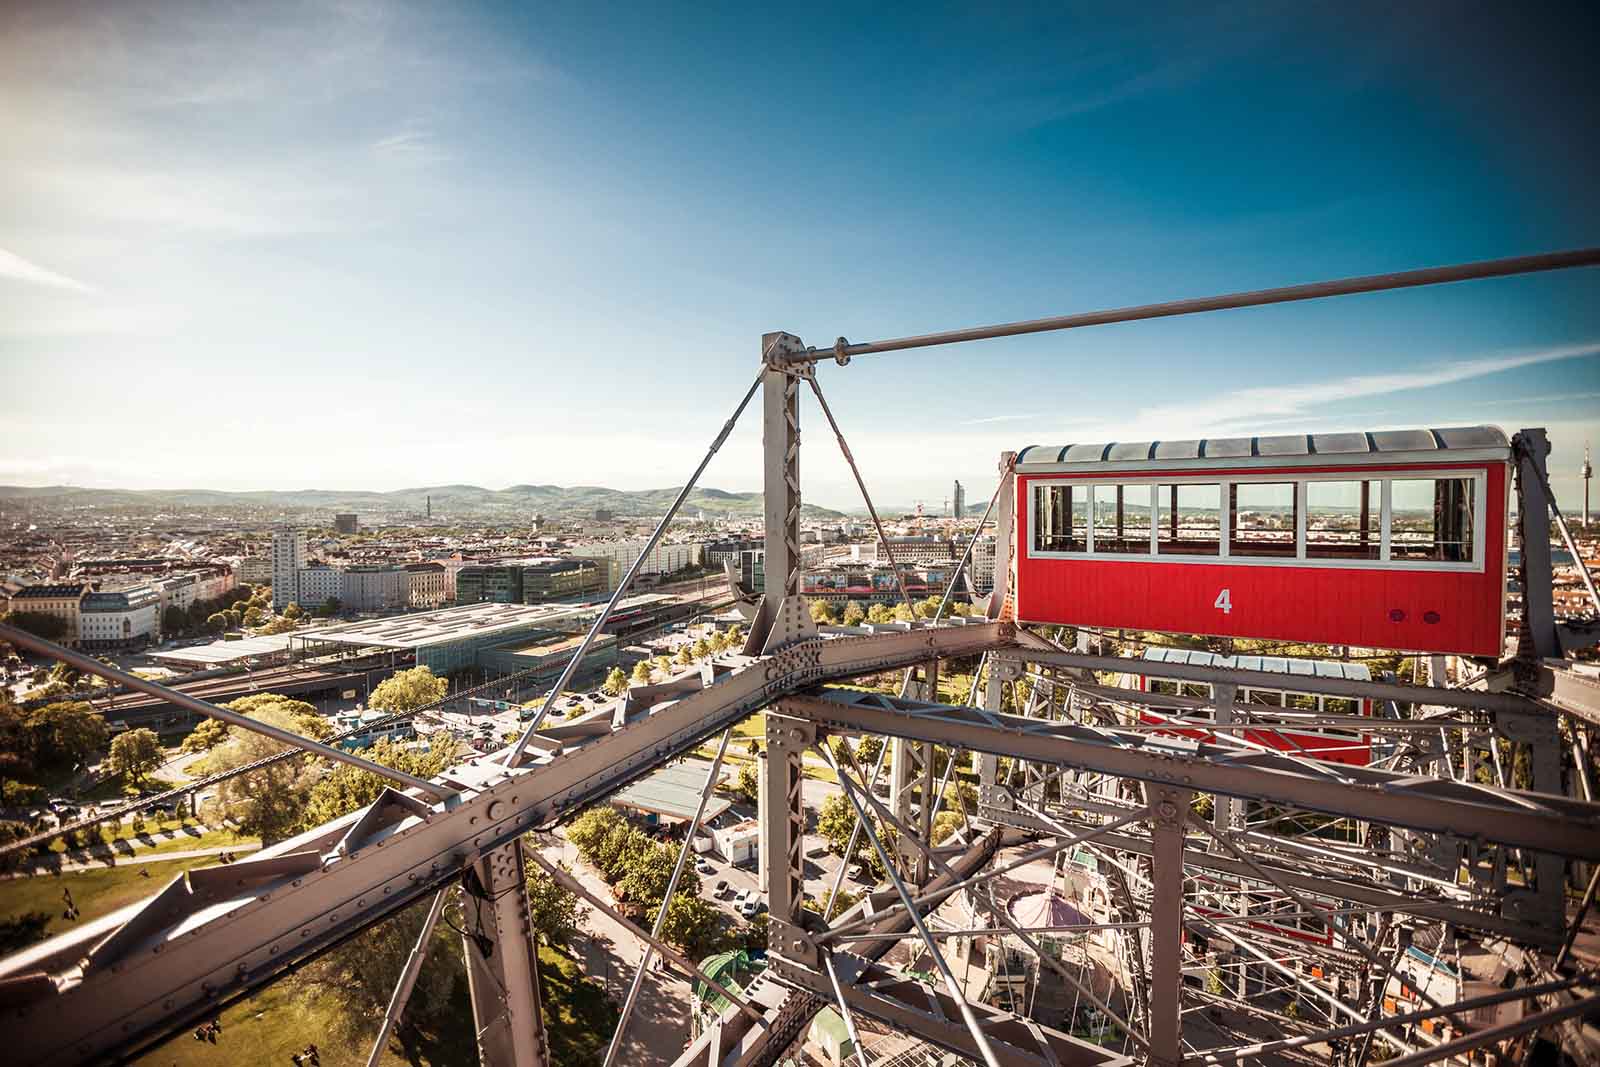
[{"x1": 3, "y1": 248, "x2": 1600, "y2": 1067}]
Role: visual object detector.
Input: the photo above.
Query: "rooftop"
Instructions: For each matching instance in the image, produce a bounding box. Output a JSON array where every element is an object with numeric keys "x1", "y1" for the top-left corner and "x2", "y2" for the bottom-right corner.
[
  {"x1": 11, "y1": 583, "x2": 89, "y2": 599},
  {"x1": 147, "y1": 634, "x2": 296, "y2": 666},
  {"x1": 1017, "y1": 425, "x2": 1510, "y2": 467},
  {"x1": 609, "y1": 758, "x2": 735, "y2": 822},
  {"x1": 1140, "y1": 646, "x2": 1372, "y2": 681},
  {"x1": 295, "y1": 600, "x2": 591, "y2": 650}
]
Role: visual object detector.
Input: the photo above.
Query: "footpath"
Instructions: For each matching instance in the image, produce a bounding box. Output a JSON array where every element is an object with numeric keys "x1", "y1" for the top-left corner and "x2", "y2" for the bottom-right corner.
[{"x1": 6, "y1": 830, "x2": 261, "y2": 879}]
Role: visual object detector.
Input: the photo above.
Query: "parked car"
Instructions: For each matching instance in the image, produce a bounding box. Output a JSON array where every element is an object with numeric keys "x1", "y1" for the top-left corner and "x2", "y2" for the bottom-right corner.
[
  {"x1": 713, "y1": 879, "x2": 731, "y2": 899},
  {"x1": 695, "y1": 858, "x2": 715, "y2": 875},
  {"x1": 737, "y1": 893, "x2": 764, "y2": 919}
]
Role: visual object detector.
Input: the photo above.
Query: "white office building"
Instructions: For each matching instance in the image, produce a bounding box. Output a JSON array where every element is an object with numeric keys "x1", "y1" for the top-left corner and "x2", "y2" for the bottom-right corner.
[
  {"x1": 569, "y1": 538, "x2": 704, "y2": 580},
  {"x1": 297, "y1": 564, "x2": 342, "y2": 608},
  {"x1": 79, "y1": 587, "x2": 160, "y2": 651},
  {"x1": 271, "y1": 529, "x2": 306, "y2": 610}
]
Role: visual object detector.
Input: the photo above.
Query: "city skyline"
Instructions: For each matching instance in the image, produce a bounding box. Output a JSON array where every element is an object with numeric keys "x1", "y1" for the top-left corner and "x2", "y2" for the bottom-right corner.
[{"x1": 2, "y1": 2, "x2": 1598, "y2": 509}]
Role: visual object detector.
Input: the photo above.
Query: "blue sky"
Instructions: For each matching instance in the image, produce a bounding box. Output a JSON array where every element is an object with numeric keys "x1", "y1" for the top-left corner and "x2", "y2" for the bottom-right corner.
[{"x1": 2, "y1": 1, "x2": 1597, "y2": 510}]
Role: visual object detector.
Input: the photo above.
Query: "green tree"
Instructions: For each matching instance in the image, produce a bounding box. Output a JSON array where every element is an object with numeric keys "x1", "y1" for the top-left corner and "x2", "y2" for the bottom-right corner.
[
  {"x1": 0, "y1": 702, "x2": 31, "y2": 802},
  {"x1": 204, "y1": 708, "x2": 319, "y2": 843},
  {"x1": 223, "y1": 608, "x2": 243, "y2": 628},
  {"x1": 298, "y1": 737, "x2": 459, "y2": 830},
  {"x1": 567, "y1": 806, "x2": 627, "y2": 859},
  {"x1": 206, "y1": 612, "x2": 228, "y2": 634},
  {"x1": 593, "y1": 824, "x2": 652, "y2": 882},
  {"x1": 180, "y1": 718, "x2": 231, "y2": 753},
  {"x1": 524, "y1": 857, "x2": 582, "y2": 948},
  {"x1": 3, "y1": 611, "x2": 68, "y2": 641},
  {"x1": 855, "y1": 734, "x2": 884, "y2": 765},
  {"x1": 630, "y1": 660, "x2": 654, "y2": 685},
  {"x1": 368, "y1": 666, "x2": 448, "y2": 712},
  {"x1": 616, "y1": 842, "x2": 699, "y2": 911},
  {"x1": 27, "y1": 701, "x2": 109, "y2": 773},
  {"x1": 653, "y1": 655, "x2": 673, "y2": 675},
  {"x1": 602, "y1": 667, "x2": 628, "y2": 697},
  {"x1": 224, "y1": 693, "x2": 331, "y2": 740},
  {"x1": 673, "y1": 646, "x2": 694, "y2": 668},
  {"x1": 733, "y1": 763, "x2": 759, "y2": 803},
  {"x1": 690, "y1": 638, "x2": 712, "y2": 660},
  {"x1": 815, "y1": 793, "x2": 858, "y2": 856},
  {"x1": 257, "y1": 616, "x2": 297, "y2": 635},
  {"x1": 931, "y1": 810, "x2": 964, "y2": 845},
  {"x1": 242, "y1": 606, "x2": 265, "y2": 627},
  {"x1": 809, "y1": 599, "x2": 836, "y2": 624},
  {"x1": 659, "y1": 892, "x2": 721, "y2": 955},
  {"x1": 842, "y1": 601, "x2": 867, "y2": 626},
  {"x1": 803, "y1": 886, "x2": 860, "y2": 918},
  {"x1": 282, "y1": 602, "x2": 304, "y2": 620},
  {"x1": 161, "y1": 606, "x2": 187, "y2": 636},
  {"x1": 107, "y1": 728, "x2": 162, "y2": 785},
  {"x1": 317, "y1": 596, "x2": 342, "y2": 618},
  {"x1": 866, "y1": 602, "x2": 894, "y2": 624}
]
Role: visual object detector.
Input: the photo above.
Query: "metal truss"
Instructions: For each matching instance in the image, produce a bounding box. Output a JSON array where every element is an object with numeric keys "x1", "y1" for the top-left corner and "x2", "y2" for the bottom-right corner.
[{"x1": 5, "y1": 247, "x2": 1600, "y2": 1067}]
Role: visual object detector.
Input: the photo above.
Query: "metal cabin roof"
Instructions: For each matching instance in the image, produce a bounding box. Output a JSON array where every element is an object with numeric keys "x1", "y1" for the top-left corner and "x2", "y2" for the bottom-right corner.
[
  {"x1": 1140, "y1": 646, "x2": 1371, "y2": 681},
  {"x1": 1015, "y1": 425, "x2": 1508, "y2": 468}
]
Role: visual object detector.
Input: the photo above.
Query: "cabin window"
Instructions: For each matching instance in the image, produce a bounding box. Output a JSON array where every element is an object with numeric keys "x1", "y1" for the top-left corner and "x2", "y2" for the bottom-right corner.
[
  {"x1": 1306, "y1": 481, "x2": 1379, "y2": 560},
  {"x1": 1389, "y1": 477, "x2": 1476, "y2": 562},
  {"x1": 1033, "y1": 483, "x2": 1086, "y2": 552},
  {"x1": 1155, "y1": 483, "x2": 1222, "y2": 555},
  {"x1": 1092, "y1": 484, "x2": 1152, "y2": 554},
  {"x1": 1229, "y1": 482, "x2": 1297, "y2": 557},
  {"x1": 1244, "y1": 688, "x2": 1283, "y2": 706},
  {"x1": 1150, "y1": 679, "x2": 1181, "y2": 696}
]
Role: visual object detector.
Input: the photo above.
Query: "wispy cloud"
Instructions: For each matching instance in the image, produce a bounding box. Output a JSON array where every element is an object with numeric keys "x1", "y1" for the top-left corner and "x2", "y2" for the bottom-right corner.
[
  {"x1": 0, "y1": 247, "x2": 94, "y2": 293},
  {"x1": 372, "y1": 125, "x2": 451, "y2": 165},
  {"x1": 1136, "y1": 342, "x2": 1600, "y2": 427},
  {"x1": 960, "y1": 411, "x2": 1052, "y2": 425}
]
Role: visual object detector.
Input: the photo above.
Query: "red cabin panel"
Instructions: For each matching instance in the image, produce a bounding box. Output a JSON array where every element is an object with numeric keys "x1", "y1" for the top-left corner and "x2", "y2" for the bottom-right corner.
[{"x1": 1012, "y1": 437, "x2": 1510, "y2": 657}]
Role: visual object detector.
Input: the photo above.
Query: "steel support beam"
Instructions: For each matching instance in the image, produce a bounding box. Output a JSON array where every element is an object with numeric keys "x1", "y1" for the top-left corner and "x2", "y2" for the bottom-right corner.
[
  {"x1": 1000, "y1": 648, "x2": 1543, "y2": 717},
  {"x1": 783, "y1": 688, "x2": 1600, "y2": 859},
  {"x1": 462, "y1": 839, "x2": 549, "y2": 1067},
  {"x1": 1147, "y1": 786, "x2": 1191, "y2": 1067},
  {"x1": 1, "y1": 624, "x2": 1015, "y2": 1066}
]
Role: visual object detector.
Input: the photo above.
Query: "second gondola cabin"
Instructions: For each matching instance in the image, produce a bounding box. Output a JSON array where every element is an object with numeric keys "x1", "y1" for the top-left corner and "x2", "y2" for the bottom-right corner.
[{"x1": 1012, "y1": 426, "x2": 1511, "y2": 656}]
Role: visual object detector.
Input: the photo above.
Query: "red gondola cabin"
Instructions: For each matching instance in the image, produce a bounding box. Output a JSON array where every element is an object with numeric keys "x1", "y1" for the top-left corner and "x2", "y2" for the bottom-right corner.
[{"x1": 1013, "y1": 426, "x2": 1511, "y2": 656}]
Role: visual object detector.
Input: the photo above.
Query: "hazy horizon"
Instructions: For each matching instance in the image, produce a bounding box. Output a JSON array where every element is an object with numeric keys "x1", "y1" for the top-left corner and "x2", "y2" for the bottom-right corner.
[{"x1": 3, "y1": 2, "x2": 1597, "y2": 511}]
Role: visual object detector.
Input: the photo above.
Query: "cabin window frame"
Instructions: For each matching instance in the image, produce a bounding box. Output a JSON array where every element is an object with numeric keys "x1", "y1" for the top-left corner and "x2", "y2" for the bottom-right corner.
[{"x1": 1025, "y1": 467, "x2": 1487, "y2": 573}]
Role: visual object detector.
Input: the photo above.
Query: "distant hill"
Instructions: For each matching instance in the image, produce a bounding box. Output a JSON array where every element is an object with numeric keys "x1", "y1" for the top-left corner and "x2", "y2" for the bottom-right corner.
[{"x1": 0, "y1": 483, "x2": 846, "y2": 520}]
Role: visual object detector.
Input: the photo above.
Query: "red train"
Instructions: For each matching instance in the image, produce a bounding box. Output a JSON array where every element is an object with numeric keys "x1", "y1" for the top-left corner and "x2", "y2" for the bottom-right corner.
[
  {"x1": 1013, "y1": 426, "x2": 1511, "y2": 656},
  {"x1": 1126, "y1": 647, "x2": 1375, "y2": 766}
]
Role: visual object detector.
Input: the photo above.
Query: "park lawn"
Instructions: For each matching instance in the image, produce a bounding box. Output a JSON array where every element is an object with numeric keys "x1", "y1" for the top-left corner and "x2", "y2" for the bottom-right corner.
[
  {"x1": 539, "y1": 945, "x2": 621, "y2": 1066},
  {"x1": 0, "y1": 854, "x2": 221, "y2": 949},
  {"x1": 131, "y1": 977, "x2": 427, "y2": 1067},
  {"x1": 127, "y1": 945, "x2": 616, "y2": 1067}
]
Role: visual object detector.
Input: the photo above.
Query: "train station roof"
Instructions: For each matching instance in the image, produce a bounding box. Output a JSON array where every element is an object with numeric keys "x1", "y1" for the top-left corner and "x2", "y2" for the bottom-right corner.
[
  {"x1": 147, "y1": 634, "x2": 296, "y2": 666},
  {"x1": 608, "y1": 757, "x2": 734, "y2": 822},
  {"x1": 295, "y1": 601, "x2": 591, "y2": 651}
]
